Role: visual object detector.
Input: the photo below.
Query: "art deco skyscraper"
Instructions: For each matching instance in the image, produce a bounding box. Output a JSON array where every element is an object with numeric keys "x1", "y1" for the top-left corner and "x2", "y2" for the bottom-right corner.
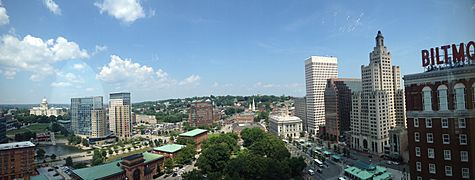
[
  {"x1": 350, "y1": 31, "x2": 406, "y2": 154},
  {"x1": 109, "y1": 92, "x2": 131, "y2": 139},
  {"x1": 305, "y1": 56, "x2": 338, "y2": 134}
]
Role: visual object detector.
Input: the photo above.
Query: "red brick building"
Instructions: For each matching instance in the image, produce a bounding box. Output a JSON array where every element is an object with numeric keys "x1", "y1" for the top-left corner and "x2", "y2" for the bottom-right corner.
[
  {"x1": 179, "y1": 129, "x2": 208, "y2": 151},
  {"x1": 0, "y1": 141, "x2": 36, "y2": 180},
  {"x1": 404, "y1": 65, "x2": 475, "y2": 180},
  {"x1": 188, "y1": 100, "x2": 217, "y2": 127}
]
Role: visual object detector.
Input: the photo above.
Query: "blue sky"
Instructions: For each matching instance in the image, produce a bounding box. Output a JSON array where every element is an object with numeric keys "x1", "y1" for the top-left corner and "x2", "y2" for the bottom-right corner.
[{"x1": 0, "y1": 0, "x2": 474, "y2": 103}]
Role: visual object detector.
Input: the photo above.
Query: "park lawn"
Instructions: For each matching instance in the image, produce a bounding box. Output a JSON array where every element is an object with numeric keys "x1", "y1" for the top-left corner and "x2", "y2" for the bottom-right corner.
[
  {"x1": 6, "y1": 123, "x2": 50, "y2": 136},
  {"x1": 105, "y1": 147, "x2": 153, "y2": 163}
]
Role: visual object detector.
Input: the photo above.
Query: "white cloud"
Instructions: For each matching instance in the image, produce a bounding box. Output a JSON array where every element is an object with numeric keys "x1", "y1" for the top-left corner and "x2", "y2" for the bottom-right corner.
[
  {"x1": 86, "y1": 87, "x2": 95, "y2": 92},
  {"x1": 212, "y1": 82, "x2": 219, "y2": 87},
  {"x1": 255, "y1": 82, "x2": 274, "y2": 88},
  {"x1": 94, "y1": 0, "x2": 146, "y2": 24},
  {"x1": 96, "y1": 55, "x2": 154, "y2": 84},
  {"x1": 92, "y1": 45, "x2": 107, "y2": 55},
  {"x1": 73, "y1": 63, "x2": 87, "y2": 70},
  {"x1": 97, "y1": 55, "x2": 199, "y2": 90},
  {"x1": 0, "y1": 6, "x2": 9, "y2": 25},
  {"x1": 179, "y1": 75, "x2": 200, "y2": 85},
  {"x1": 0, "y1": 34, "x2": 89, "y2": 80},
  {"x1": 50, "y1": 72, "x2": 85, "y2": 88},
  {"x1": 44, "y1": 0, "x2": 61, "y2": 15}
]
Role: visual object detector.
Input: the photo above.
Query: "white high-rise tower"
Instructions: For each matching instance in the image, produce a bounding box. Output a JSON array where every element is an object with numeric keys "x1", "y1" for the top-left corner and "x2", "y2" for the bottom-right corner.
[
  {"x1": 305, "y1": 56, "x2": 338, "y2": 134},
  {"x1": 350, "y1": 31, "x2": 406, "y2": 155}
]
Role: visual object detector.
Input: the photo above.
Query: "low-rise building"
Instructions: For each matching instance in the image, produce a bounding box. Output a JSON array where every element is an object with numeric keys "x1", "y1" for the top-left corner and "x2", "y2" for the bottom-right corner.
[
  {"x1": 0, "y1": 141, "x2": 36, "y2": 180},
  {"x1": 71, "y1": 152, "x2": 164, "y2": 180},
  {"x1": 233, "y1": 113, "x2": 254, "y2": 124},
  {"x1": 179, "y1": 129, "x2": 208, "y2": 151},
  {"x1": 136, "y1": 114, "x2": 157, "y2": 125},
  {"x1": 232, "y1": 123, "x2": 265, "y2": 135},
  {"x1": 343, "y1": 160, "x2": 392, "y2": 180},
  {"x1": 30, "y1": 98, "x2": 67, "y2": 117},
  {"x1": 269, "y1": 115, "x2": 303, "y2": 139},
  {"x1": 152, "y1": 144, "x2": 185, "y2": 158}
]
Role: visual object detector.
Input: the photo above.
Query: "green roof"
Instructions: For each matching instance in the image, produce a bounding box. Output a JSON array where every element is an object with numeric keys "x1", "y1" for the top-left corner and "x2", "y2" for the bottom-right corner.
[
  {"x1": 323, "y1": 150, "x2": 332, "y2": 155},
  {"x1": 331, "y1": 155, "x2": 341, "y2": 160},
  {"x1": 153, "y1": 144, "x2": 185, "y2": 153},
  {"x1": 30, "y1": 174, "x2": 49, "y2": 180},
  {"x1": 73, "y1": 160, "x2": 124, "y2": 180},
  {"x1": 179, "y1": 129, "x2": 208, "y2": 137},
  {"x1": 373, "y1": 172, "x2": 391, "y2": 180},
  {"x1": 143, "y1": 152, "x2": 164, "y2": 164}
]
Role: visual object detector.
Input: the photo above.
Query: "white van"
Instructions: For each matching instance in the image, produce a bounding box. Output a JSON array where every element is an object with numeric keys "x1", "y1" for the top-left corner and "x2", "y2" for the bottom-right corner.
[{"x1": 308, "y1": 169, "x2": 315, "y2": 175}]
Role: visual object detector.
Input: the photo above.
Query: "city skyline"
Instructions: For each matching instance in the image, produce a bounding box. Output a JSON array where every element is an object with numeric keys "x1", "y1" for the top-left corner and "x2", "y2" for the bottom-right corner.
[{"x1": 0, "y1": 0, "x2": 474, "y2": 104}]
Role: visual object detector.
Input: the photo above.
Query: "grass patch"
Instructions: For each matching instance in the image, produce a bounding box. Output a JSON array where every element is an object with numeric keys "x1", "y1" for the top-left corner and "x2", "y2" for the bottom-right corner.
[
  {"x1": 105, "y1": 147, "x2": 153, "y2": 163},
  {"x1": 7, "y1": 123, "x2": 50, "y2": 135}
]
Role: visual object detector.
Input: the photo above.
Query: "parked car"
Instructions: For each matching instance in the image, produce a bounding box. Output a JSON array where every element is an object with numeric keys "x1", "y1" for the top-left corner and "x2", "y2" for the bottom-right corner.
[{"x1": 308, "y1": 169, "x2": 315, "y2": 175}]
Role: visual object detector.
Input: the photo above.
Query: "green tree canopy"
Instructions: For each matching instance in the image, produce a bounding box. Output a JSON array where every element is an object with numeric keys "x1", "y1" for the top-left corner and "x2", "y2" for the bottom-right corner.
[
  {"x1": 196, "y1": 143, "x2": 231, "y2": 175},
  {"x1": 65, "y1": 156, "x2": 73, "y2": 167},
  {"x1": 240, "y1": 127, "x2": 266, "y2": 147}
]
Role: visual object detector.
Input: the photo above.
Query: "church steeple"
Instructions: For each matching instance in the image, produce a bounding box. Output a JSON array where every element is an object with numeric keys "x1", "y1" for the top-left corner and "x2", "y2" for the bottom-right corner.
[{"x1": 376, "y1": 30, "x2": 384, "y2": 47}]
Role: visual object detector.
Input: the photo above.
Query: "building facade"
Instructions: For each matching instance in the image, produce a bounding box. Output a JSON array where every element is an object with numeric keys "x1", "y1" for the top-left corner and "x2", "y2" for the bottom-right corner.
[
  {"x1": 136, "y1": 114, "x2": 157, "y2": 125},
  {"x1": 404, "y1": 64, "x2": 475, "y2": 180},
  {"x1": 350, "y1": 31, "x2": 406, "y2": 155},
  {"x1": 71, "y1": 96, "x2": 103, "y2": 136},
  {"x1": 30, "y1": 98, "x2": 67, "y2": 117},
  {"x1": 109, "y1": 92, "x2": 132, "y2": 139},
  {"x1": 91, "y1": 109, "x2": 107, "y2": 138},
  {"x1": 305, "y1": 56, "x2": 338, "y2": 134},
  {"x1": 0, "y1": 115, "x2": 6, "y2": 143},
  {"x1": 0, "y1": 141, "x2": 36, "y2": 180},
  {"x1": 324, "y1": 78, "x2": 362, "y2": 142},
  {"x1": 385, "y1": 127, "x2": 409, "y2": 163},
  {"x1": 269, "y1": 115, "x2": 303, "y2": 139},
  {"x1": 294, "y1": 97, "x2": 307, "y2": 131},
  {"x1": 188, "y1": 100, "x2": 216, "y2": 127}
]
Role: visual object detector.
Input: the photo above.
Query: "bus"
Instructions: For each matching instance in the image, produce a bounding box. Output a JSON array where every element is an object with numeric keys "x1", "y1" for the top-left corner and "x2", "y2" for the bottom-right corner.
[{"x1": 314, "y1": 159, "x2": 323, "y2": 167}]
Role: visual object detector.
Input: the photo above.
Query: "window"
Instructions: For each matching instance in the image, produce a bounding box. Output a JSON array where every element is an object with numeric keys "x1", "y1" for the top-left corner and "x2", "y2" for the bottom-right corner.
[
  {"x1": 423, "y1": 87, "x2": 432, "y2": 111},
  {"x1": 427, "y1": 133, "x2": 434, "y2": 143},
  {"x1": 445, "y1": 166, "x2": 452, "y2": 176},
  {"x1": 429, "y1": 163, "x2": 436, "y2": 174},
  {"x1": 442, "y1": 118, "x2": 448, "y2": 128},
  {"x1": 438, "y1": 85, "x2": 448, "y2": 110},
  {"x1": 415, "y1": 132, "x2": 420, "y2": 142},
  {"x1": 459, "y1": 118, "x2": 466, "y2": 128},
  {"x1": 461, "y1": 151, "x2": 468, "y2": 162},
  {"x1": 454, "y1": 83, "x2": 465, "y2": 110},
  {"x1": 426, "y1": 118, "x2": 432, "y2": 128},
  {"x1": 417, "y1": 176, "x2": 422, "y2": 180},
  {"x1": 414, "y1": 118, "x2": 419, "y2": 127},
  {"x1": 443, "y1": 134, "x2": 450, "y2": 144},
  {"x1": 462, "y1": 168, "x2": 470, "y2": 179},
  {"x1": 428, "y1": 148, "x2": 435, "y2": 159},
  {"x1": 460, "y1": 134, "x2": 467, "y2": 145},
  {"x1": 415, "y1": 147, "x2": 421, "y2": 157},
  {"x1": 444, "y1": 150, "x2": 451, "y2": 160},
  {"x1": 416, "y1": 162, "x2": 421, "y2": 172}
]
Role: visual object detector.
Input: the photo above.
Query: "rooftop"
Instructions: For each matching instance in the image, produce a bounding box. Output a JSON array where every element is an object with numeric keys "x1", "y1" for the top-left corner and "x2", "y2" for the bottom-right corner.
[
  {"x1": 179, "y1": 129, "x2": 208, "y2": 137},
  {"x1": 153, "y1": 144, "x2": 185, "y2": 153},
  {"x1": 142, "y1": 152, "x2": 164, "y2": 164},
  {"x1": 0, "y1": 141, "x2": 35, "y2": 151},
  {"x1": 72, "y1": 160, "x2": 124, "y2": 180},
  {"x1": 269, "y1": 115, "x2": 302, "y2": 123}
]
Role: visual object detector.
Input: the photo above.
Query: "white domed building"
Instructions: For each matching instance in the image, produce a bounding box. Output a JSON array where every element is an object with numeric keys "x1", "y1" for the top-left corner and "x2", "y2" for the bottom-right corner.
[{"x1": 30, "y1": 98, "x2": 67, "y2": 117}]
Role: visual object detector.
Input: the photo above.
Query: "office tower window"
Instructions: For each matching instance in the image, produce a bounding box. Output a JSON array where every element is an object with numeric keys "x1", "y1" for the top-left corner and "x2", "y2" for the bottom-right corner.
[
  {"x1": 414, "y1": 118, "x2": 419, "y2": 127},
  {"x1": 416, "y1": 162, "x2": 421, "y2": 172},
  {"x1": 459, "y1": 118, "x2": 466, "y2": 128},
  {"x1": 423, "y1": 87, "x2": 432, "y2": 111},
  {"x1": 442, "y1": 134, "x2": 450, "y2": 144},
  {"x1": 427, "y1": 133, "x2": 433, "y2": 143},
  {"x1": 415, "y1": 147, "x2": 420, "y2": 157},
  {"x1": 454, "y1": 83, "x2": 465, "y2": 110},
  {"x1": 426, "y1": 118, "x2": 432, "y2": 128},
  {"x1": 428, "y1": 148, "x2": 434, "y2": 159},
  {"x1": 443, "y1": 150, "x2": 451, "y2": 160},
  {"x1": 460, "y1": 151, "x2": 468, "y2": 162},
  {"x1": 429, "y1": 163, "x2": 436, "y2": 174},
  {"x1": 445, "y1": 166, "x2": 452, "y2": 176},
  {"x1": 462, "y1": 168, "x2": 469, "y2": 179},
  {"x1": 415, "y1": 132, "x2": 420, "y2": 142},
  {"x1": 459, "y1": 134, "x2": 467, "y2": 145},
  {"x1": 441, "y1": 118, "x2": 448, "y2": 128},
  {"x1": 438, "y1": 85, "x2": 448, "y2": 110}
]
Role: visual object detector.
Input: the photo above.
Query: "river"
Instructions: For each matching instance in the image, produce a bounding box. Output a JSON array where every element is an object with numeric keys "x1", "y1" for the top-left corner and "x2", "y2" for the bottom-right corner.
[{"x1": 38, "y1": 143, "x2": 84, "y2": 157}]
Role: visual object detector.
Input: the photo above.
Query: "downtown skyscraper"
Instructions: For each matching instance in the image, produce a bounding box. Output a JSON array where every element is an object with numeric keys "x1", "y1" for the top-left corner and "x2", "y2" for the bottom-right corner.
[
  {"x1": 350, "y1": 31, "x2": 406, "y2": 155},
  {"x1": 71, "y1": 96, "x2": 104, "y2": 136},
  {"x1": 109, "y1": 92, "x2": 132, "y2": 139},
  {"x1": 305, "y1": 56, "x2": 338, "y2": 134}
]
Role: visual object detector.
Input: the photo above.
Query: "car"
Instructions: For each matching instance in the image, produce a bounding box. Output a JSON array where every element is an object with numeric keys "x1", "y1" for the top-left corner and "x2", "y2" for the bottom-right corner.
[
  {"x1": 316, "y1": 168, "x2": 322, "y2": 173},
  {"x1": 338, "y1": 177, "x2": 347, "y2": 180},
  {"x1": 47, "y1": 168, "x2": 54, "y2": 172},
  {"x1": 308, "y1": 169, "x2": 315, "y2": 175},
  {"x1": 386, "y1": 161, "x2": 392, "y2": 165},
  {"x1": 392, "y1": 161, "x2": 400, "y2": 165}
]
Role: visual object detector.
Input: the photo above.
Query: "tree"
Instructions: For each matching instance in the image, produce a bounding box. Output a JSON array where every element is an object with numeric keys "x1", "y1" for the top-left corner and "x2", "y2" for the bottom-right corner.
[
  {"x1": 82, "y1": 138, "x2": 90, "y2": 147},
  {"x1": 164, "y1": 158, "x2": 174, "y2": 173},
  {"x1": 36, "y1": 148, "x2": 46, "y2": 159},
  {"x1": 182, "y1": 170, "x2": 204, "y2": 180},
  {"x1": 101, "y1": 150, "x2": 107, "y2": 157},
  {"x1": 50, "y1": 154, "x2": 57, "y2": 160},
  {"x1": 249, "y1": 134, "x2": 290, "y2": 160},
  {"x1": 288, "y1": 157, "x2": 306, "y2": 178},
  {"x1": 240, "y1": 127, "x2": 266, "y2": 147},
  {"x1": 65, "y1": 156, "x2": 73, "y2": 167},
  {"x1": 175, "y1": 144, "x2": 196, "y2": 165},
  {"x1": 108, "y1": 149, "x2": 113, "y2": 155},
  {"x1": 92, "y1": 150, "x2": 104, "y2": 166},
  {"x1": 196, "y1": 143, "x2": 230, "y2": 176},
  {"x1": 202, "y1": 133, "x2": 238, "y2": 154}
]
